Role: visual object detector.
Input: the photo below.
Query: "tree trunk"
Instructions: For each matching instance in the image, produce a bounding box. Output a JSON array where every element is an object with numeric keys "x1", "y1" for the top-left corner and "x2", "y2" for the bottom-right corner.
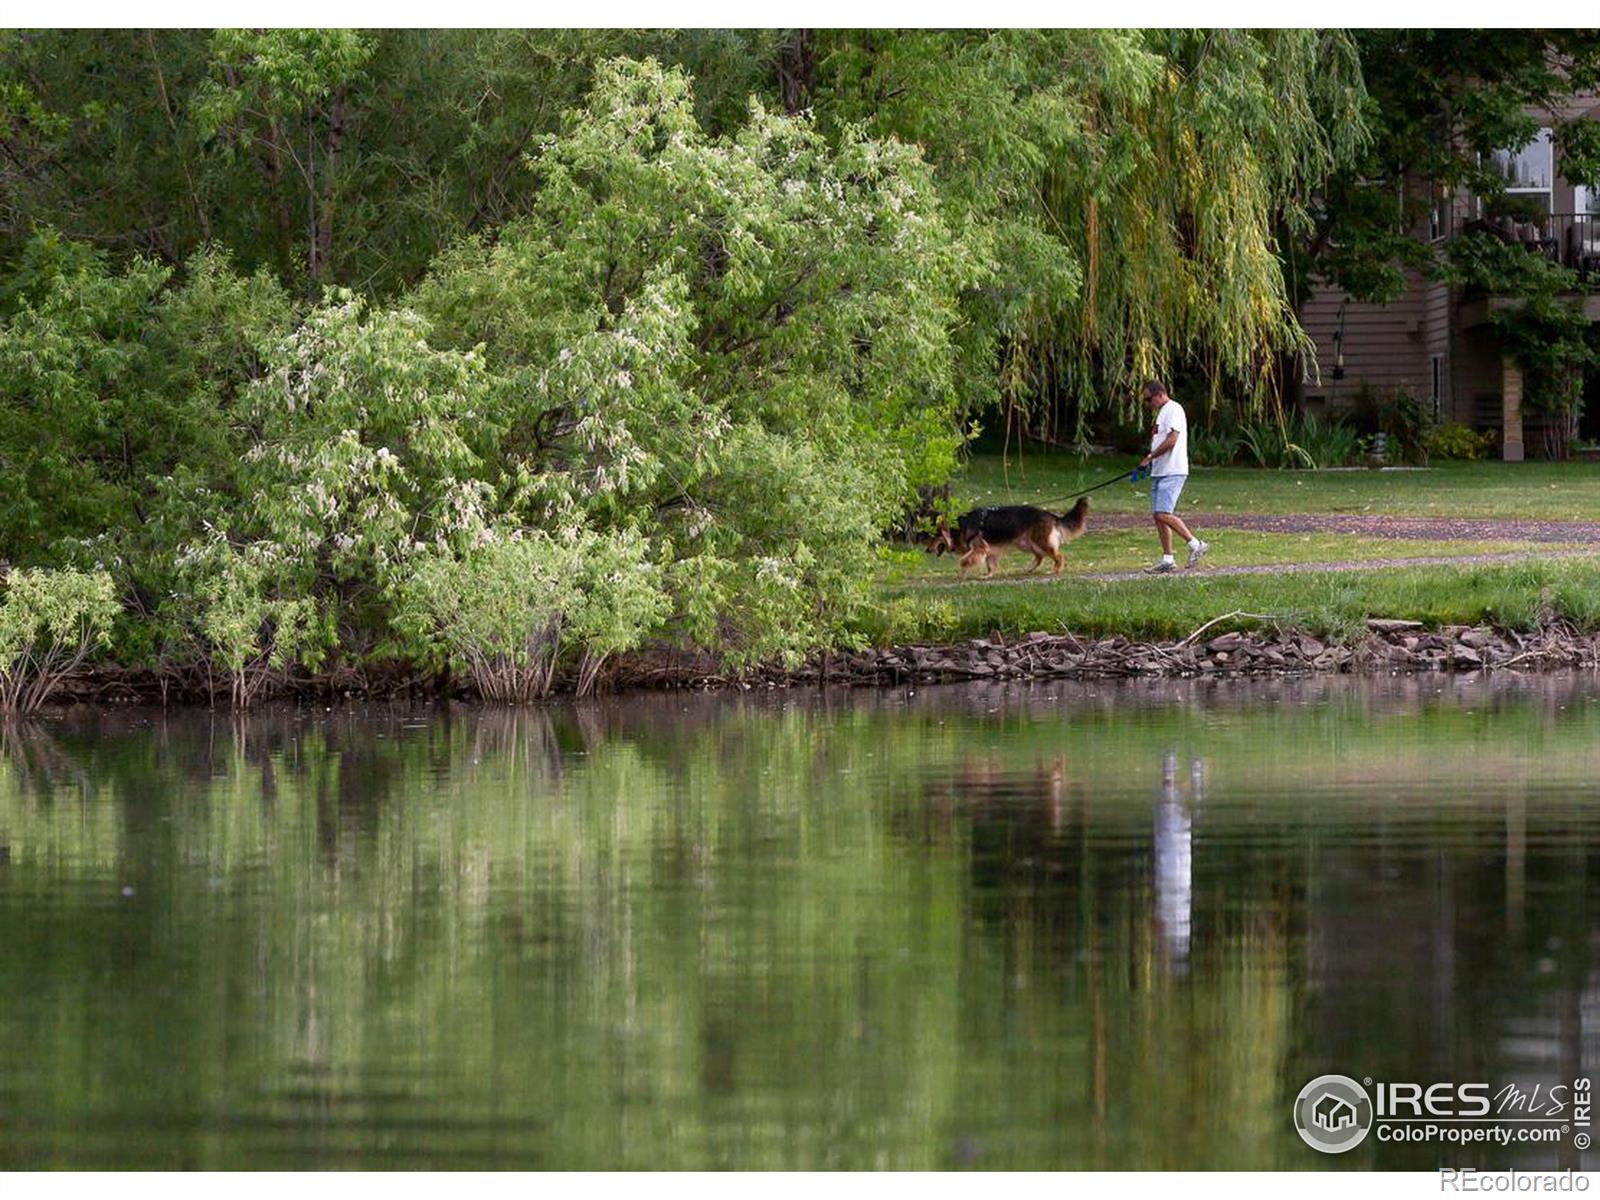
[
  {"x1": 310, "y1": 86, "x2": 347, "y2": 283},
  {"x1": 777, "y1": 29, "x2": 815, "y2": 116}
]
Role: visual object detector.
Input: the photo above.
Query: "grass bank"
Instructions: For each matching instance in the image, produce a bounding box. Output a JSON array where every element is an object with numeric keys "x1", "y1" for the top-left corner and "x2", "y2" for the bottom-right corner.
[
  {"x1": 864, "y1": 453, "x2": 1600, "y2": 647},
  {"x1": 865, "y1": 558, "x2": 1600, "y2": 645}
]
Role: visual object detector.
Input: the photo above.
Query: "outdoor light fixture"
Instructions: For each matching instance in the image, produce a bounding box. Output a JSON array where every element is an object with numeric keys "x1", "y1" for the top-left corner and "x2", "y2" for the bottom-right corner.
[{"x1": 1331, "y1": 299, "x2": 1347, "y2": 382}]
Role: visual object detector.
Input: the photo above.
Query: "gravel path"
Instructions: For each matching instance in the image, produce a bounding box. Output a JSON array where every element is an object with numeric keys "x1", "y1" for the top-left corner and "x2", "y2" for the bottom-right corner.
[
  {"x1": 1097, "y1": 511, "x2": 1600, "y2": 542},
  {"x1": 1078, "y1": 547, "x2": 1600, "y2": 582}
]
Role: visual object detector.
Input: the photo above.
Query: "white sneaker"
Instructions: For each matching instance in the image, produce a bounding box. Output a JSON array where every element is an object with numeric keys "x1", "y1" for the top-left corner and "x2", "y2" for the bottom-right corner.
[
  {"x1": 1145, "y1": 560, "x2": 1177, "y2": 575},
  {"x1": 1186, "y1": 540, "x2": 1209, "y2": 569}
]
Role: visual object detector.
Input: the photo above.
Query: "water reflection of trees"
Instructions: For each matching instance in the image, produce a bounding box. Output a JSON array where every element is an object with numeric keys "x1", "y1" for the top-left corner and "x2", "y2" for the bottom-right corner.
[
  {"x1": 908, "y1": 674, "x2": 1600, "y2": 1168},
  {"x1": 1, "y1": 679, "x2": 1599, "y2": 1168}
]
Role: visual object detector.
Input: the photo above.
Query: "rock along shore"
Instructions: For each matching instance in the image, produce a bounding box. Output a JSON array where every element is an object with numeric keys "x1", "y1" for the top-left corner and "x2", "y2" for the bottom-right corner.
[
  {"x1": 43, "y1": 615, "x2": 1600, "y2": 705},
  {"x1": 712, "y1": 615, "x2": 1600, "y2": 689}
]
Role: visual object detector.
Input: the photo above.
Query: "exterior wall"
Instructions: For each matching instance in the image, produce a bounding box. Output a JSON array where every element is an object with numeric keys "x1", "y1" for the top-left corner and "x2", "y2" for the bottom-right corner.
[
  {"x1": 1300, "y1": 271, "x2": 1450, "y2": 416},
  {"x1": 1297, "y1": 94, "x2": 1600, "y2": 458}
]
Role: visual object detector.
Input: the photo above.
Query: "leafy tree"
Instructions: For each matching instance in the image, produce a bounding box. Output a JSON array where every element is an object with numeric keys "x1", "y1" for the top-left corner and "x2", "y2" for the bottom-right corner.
[
  {"x1": 0, "y1": 232, "x2": 296, "y2": 632},
  {"x1": 0, "y1": 567, "x2": 119, "y2": 711},
  {"x1": 0, "y1": 30, "x2": 779, "y2": 295},
  {"x1": 1445, "y1": 233, "x2": 1598, "y2": 459},
  {"x1": 415, "y1": 58, "x2": 977, "y2": 665},
  {"x1": 810, "y1": 29, "x2": 1367, "y2": 433}
]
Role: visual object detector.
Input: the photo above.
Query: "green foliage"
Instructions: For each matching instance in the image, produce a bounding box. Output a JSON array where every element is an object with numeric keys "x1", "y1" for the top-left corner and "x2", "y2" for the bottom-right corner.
[
  {"x1": 238, "y1": 292, "x2": 501, "y2": 579},
  {"x1": 1427, "y1": 423, "x2": 1496, "y2": 461},
  {"x1": 172, "y1": 537, "x2": 323, "y2": 707},
  {"x1": 415, "y1": 58, "x2": 974, "y2": 668},
  {"x1": 0, "y1": 568, "x2": 118, "y2": 711},
  {"x1": 0, "y1": 31, "x2": 783, "y2": 294},
  {"x1": 1444, "y1": 233, "x2": 1597, "y2": 459},
  {"x1": 0, "y1": 234, "x2": 173, "y2": 562},
  {"x1": 815, "y1": 30, "x2": 1367, "y2": 429},
  {"x1": 0, "y1": 233, "x2": 297, "y2": 589},
  {"x1": 1302, "y1": 31, "x2": 1600, "y2": 306},
  {"x1": 1239, "y1": 421, "x2": 1315, "y2": 470},
  {"x1": 1197, "y1": 410, "x2": 1360, "y2": 469},
  {"x1": 1188, "y1": 425, "x2": 1242, "y2": 468},
  {"x1": 1346, "y1": 384, "x2": 1435, "y2": 465},
  {"x1": 396, "y1": 529, "x2": 669, "y2": 699}
]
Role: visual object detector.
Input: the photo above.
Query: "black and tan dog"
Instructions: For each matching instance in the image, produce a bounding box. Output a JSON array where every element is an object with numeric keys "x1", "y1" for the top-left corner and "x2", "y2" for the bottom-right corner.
[{"x1": 930, "y1": 498, "x2": 1089, "y2": 577}]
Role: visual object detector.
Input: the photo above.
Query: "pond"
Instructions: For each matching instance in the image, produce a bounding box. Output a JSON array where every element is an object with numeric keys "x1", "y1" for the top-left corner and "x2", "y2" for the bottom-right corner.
[{"x1": 1, "y1": 675, "x2": 1597, "y2": 1170}]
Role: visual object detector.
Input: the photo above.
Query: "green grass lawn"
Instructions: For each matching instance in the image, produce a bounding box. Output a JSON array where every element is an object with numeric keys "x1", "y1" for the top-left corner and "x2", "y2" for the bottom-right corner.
[
  {"x1": 860, "y1": 453, "x2": 1600, "y2": 646},
  {"x1": 956, "y1": 451, "x2": 1600, "y2": 519}
]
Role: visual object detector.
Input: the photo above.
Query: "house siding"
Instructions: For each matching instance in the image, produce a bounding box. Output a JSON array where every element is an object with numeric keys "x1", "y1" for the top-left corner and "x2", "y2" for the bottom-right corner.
[
  {"x1": 1300, "y1": 271, "x2": 1442, "y2": 409},
  {"x1": 1295, "y1": 93, "x2": 1600, "y2": 458}
]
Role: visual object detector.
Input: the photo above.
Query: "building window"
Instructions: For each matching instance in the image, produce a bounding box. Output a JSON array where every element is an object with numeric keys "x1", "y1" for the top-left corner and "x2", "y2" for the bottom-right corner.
[
  {"x1": 1431, "y1": 355, "x2": 1442, "y2": 421},
  {"x1": 1490, "y1": 128, "x2": 1553, "y2": 201}
]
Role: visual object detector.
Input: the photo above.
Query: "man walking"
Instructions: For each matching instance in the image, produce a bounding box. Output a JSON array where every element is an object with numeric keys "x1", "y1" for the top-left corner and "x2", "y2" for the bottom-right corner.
[{"x1": 1138, "y1": 381, "x2": 1208, "y2": 574}]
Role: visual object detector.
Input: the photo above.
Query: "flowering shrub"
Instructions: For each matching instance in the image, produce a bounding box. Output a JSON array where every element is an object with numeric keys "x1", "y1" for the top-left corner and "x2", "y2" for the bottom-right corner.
[
  {"x1": 413, "y1": 58, "x2": 975, "y2": 669},
  {"x1": 171, "y1": 537, "x2": 323, "y2": 706}
]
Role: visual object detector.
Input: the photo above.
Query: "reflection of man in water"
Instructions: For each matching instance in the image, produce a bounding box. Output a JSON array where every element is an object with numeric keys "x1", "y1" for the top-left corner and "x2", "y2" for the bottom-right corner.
[{"x1": 1154, "y1": 750, "x2": 1203, "y2": 971}]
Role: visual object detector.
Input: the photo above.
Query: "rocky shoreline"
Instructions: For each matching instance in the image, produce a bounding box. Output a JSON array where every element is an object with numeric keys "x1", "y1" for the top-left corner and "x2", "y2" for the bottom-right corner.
[
  {"x1": 744, "y1": 614, "x2": 1600, "y2": 688},
  {"x1": 36, "y1": 615, "x2": 1600, "y2": 706}
]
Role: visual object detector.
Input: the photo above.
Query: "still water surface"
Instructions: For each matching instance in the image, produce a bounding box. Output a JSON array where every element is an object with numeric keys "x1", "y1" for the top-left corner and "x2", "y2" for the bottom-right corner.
[{"x1": 1, "y1": 675, "x2": 1598, "y2": 1169}]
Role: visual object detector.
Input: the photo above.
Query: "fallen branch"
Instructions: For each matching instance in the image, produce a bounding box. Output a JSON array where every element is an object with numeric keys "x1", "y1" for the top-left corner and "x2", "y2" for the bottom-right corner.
[{"x1": 1178, "y1": 610, "x2": 1275, "y2": 648}]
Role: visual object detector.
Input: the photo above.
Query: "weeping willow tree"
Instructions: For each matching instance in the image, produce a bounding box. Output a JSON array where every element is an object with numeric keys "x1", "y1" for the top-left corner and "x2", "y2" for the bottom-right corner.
[{"x1": 813, "y1": 29, "x2": 1368, "y2": 439}]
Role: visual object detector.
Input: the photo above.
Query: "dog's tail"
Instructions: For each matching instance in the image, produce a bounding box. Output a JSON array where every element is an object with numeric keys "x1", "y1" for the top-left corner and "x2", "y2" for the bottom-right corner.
[{"x1": 1055, "y1": 496, "x2": 1090, "y2": 533}]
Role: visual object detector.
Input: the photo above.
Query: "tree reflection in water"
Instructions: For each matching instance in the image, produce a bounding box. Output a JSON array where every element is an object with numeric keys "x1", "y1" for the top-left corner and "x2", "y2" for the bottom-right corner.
[{"x1": 0, "y1": 673, "x2": 1597, "y2": 1168}]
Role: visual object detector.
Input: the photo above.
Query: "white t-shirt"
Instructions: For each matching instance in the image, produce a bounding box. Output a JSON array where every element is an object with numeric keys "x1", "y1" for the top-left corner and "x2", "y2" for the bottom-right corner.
[{"x1": 1150, "y1": 398, "x2": 1189, "y2": 477}]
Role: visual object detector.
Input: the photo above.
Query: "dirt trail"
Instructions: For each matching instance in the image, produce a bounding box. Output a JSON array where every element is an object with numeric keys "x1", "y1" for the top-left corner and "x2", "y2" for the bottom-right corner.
[
  {"x1": 1096, "y1": 511, "x2": 1600, "y2": 542},
  {"x1": 1079, "y1": 547, "x2": 1600, "y2": 583}
]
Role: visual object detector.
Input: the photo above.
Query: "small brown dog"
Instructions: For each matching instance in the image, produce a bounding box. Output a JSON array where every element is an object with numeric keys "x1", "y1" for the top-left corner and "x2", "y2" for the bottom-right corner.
[{"x1": 931, "y1": 498, "x2": 1089, "y2": 577}]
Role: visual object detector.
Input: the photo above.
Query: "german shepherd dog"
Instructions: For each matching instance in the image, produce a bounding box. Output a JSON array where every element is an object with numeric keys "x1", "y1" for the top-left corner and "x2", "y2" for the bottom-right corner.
[{"x1": 930, "y1": 498, "x2": 1089, "y2": 577}]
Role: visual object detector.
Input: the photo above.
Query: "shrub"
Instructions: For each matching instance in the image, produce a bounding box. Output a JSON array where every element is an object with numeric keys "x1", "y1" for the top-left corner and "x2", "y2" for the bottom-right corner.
[
  {"x1": 1427, "y1": 423, "x2": 1496, "y2": 461},
  {"x1": 1189, "y1": 425, "x2": 1242, "y2": 467},
  {"x1": 1196, "y1": 409, "x2": 1361, "y2": 469},
  {"x1": 397, "y1": 529, "x2": 669, "y2": 701},
  {"x1": 1347, "y1": 384, "x2": 1435, "y2": 464},
  {"x1": 0, "y1": 568, "x2": 119, "y2": 711},
  {"x1": 412, "y1": 58, "x2": 976, "y2": 671},
  {"x1": 173, "y1": 538, "x2": 322, "y2": 707}
]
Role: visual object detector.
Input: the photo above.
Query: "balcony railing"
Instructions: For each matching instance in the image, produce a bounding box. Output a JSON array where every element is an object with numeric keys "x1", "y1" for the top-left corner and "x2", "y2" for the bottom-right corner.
[{"x1": 1464, "y1": 212, "x2": 1600, "y2": 280}]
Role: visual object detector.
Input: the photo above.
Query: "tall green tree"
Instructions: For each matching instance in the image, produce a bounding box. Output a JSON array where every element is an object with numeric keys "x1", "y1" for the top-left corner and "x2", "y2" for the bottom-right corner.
[
  {"x1": 413, "y1": 58, "x2": 977, "y2": 665},
  {"x1": 0, "y1": 30, "x2": 779, "y2": 294},
  {"x1": 808, "y1": 29, "x2": 1367, "y2": 435}
]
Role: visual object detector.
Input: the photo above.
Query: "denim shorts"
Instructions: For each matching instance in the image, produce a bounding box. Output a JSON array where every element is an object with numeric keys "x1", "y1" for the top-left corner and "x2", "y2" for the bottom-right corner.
[{"x1": 1151, "y1": 474, "x2": 1187, "y2": 514}]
